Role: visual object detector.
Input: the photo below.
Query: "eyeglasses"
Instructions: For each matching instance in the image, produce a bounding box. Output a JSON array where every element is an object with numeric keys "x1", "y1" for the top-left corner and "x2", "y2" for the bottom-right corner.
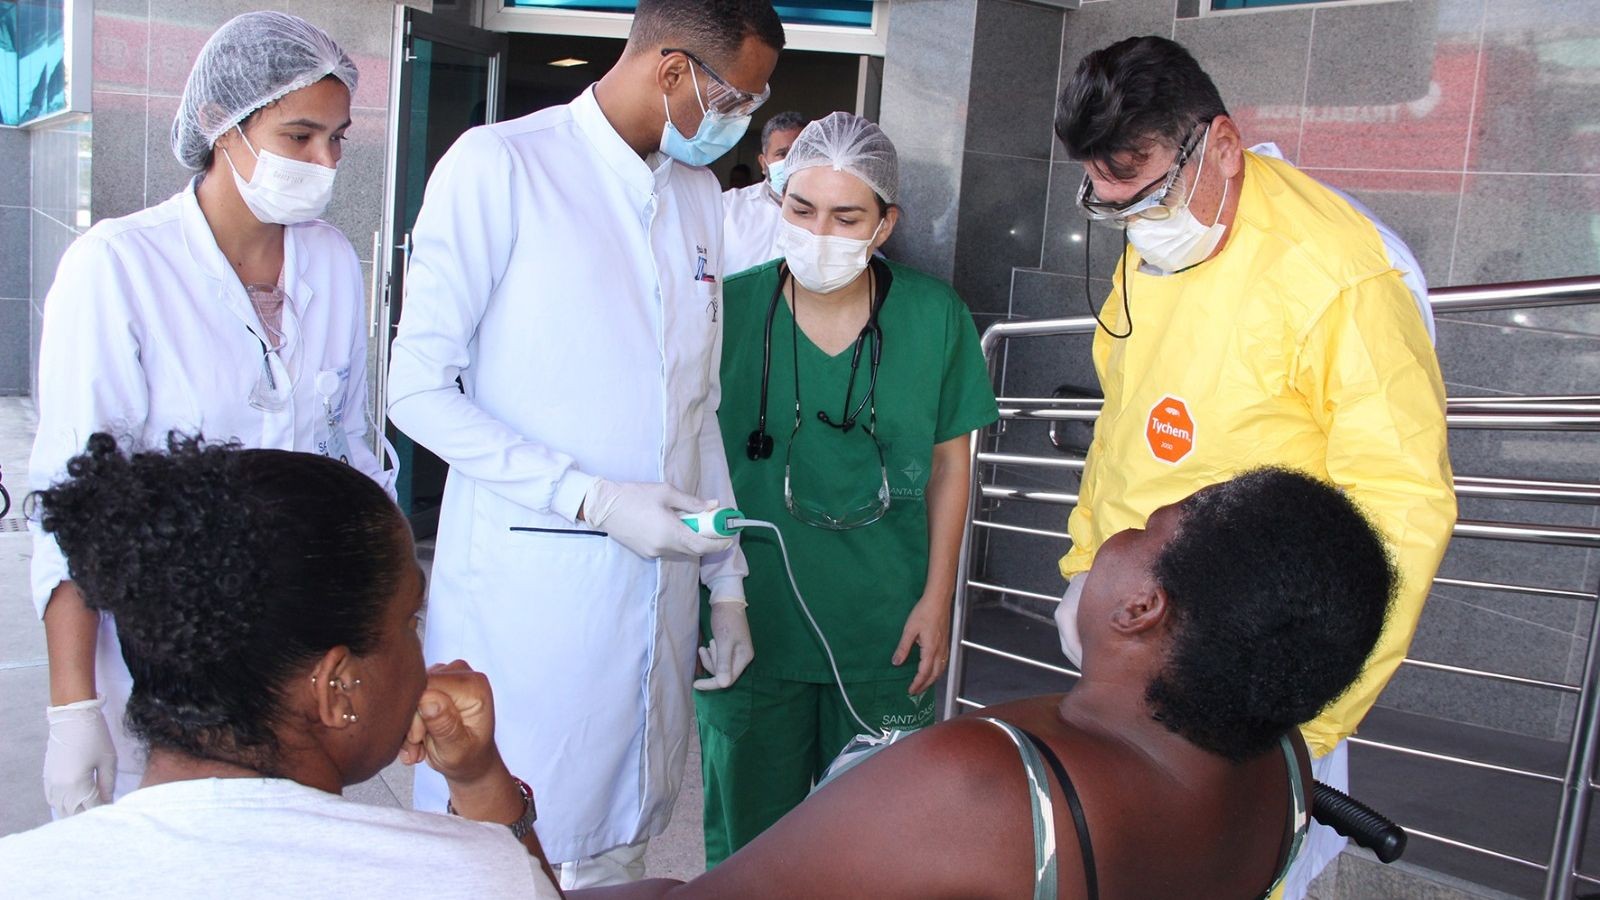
[
  {"x1": 1075, "y1": 125, "x2": 1208, "y2": 225},
  {"x1": 660, "y1": 48, "x2": 771, "y2": 118},
  {"x1": 244, "y1": 285, "x2": 292, "y2": 413},
  {"x1": 247, "y1": 336, "x2": 291, "y2": 412},
  {"x1": 779, "y1": 266, "x2": 890, "y2": 530},
  {"x1": 784, "y1": 417, "x2": 891, "y2": 530}
]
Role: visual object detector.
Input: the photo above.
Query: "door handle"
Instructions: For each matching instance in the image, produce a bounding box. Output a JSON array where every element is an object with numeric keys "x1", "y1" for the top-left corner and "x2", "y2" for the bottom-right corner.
[{"x1": 369, "y1": 230, "x2": 384, "y2": 339}]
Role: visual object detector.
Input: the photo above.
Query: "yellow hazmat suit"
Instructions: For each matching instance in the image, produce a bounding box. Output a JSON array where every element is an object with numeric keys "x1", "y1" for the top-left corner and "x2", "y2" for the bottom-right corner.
[{"x1": 1061, "y1": 151, "x2": 1457, "y2": 758}]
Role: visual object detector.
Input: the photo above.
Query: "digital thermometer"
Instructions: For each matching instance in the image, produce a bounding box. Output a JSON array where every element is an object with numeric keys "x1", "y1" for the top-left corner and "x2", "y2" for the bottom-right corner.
[{"x1": 681, "y1": 507, "x2": 746, "y2": 538}]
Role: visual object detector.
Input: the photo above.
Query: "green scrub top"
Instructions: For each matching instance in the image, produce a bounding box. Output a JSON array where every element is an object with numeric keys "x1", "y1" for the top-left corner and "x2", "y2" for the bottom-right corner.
[{"x1": 708, "y1": 258, "x2": 999, "y2": 683}]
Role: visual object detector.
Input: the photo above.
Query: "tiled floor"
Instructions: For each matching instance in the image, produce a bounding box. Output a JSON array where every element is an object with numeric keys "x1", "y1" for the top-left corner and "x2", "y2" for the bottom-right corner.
[{"x1": 0, "y1": 397, "x2": 706, "y2": 880}]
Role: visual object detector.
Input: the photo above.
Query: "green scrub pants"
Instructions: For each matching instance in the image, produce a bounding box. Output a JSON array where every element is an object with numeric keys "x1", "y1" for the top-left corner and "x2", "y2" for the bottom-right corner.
[{"x1": 695, "y1": 670, "x2": 936, "y2": 867}]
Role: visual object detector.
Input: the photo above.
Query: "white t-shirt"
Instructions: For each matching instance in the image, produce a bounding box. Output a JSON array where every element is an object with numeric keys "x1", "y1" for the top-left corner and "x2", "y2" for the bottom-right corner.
[
  {"x1": 722, "y1": 181, "x2": 784, "y2": 276},
  {"x1": 1248, "y1": 142, "x2": 1435, "y2": 343},
  {"x1": 0, "y1": 778, "x2": 561, "y2": 899}
]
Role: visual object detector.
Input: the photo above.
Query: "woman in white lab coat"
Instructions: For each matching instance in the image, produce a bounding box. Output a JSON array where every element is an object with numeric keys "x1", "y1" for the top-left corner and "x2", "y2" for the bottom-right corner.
[{"x1": 29, "y1": 11, "x2": 390, "y2": 818}]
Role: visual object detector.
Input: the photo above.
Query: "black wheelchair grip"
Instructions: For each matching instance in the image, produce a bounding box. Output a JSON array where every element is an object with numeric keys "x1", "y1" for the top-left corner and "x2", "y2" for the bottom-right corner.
[{"x1": 1312, "y1": 780, "x2": 1407, "y2": 864}]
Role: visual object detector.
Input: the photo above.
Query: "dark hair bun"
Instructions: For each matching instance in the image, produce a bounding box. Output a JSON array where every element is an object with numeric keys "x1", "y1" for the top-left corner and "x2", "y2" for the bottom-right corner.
[
  {"x1": 39, "y1": 432, "x2": 268, "y2": 674},
  {"x1": 34, "y1": 432, "x2": 406, "y2": 769}
]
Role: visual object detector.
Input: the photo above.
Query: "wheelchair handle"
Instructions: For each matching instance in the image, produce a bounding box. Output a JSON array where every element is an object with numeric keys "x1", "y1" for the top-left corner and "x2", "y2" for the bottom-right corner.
[{"x1": 1312, "y1": 780, "x2": 1407, "y2": 864}]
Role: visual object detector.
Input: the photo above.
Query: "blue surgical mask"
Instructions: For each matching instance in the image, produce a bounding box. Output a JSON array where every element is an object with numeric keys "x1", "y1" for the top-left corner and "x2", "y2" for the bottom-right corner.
[
  {"x1": 660, "y1": 66, "x2": 751, "y2": 167},
  {"x1": 766, "y1": 158, "x2": 789, "y2": 196}
]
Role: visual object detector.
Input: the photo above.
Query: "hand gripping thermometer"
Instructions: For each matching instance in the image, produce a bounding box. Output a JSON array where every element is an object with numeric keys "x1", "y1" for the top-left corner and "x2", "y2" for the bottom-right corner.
[
  {"x1": 679, "y1": 507, "x2": 747, "y2": 538},
  {"x1": 679, "y1": 507, "x2": 880, "y2": 736}
]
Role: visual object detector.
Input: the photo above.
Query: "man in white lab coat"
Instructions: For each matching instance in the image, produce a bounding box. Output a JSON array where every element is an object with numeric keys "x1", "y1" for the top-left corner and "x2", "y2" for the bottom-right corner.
[
  {"x1": 721, "y1": 110, "x2": 807, "y2": 275},
  {"x1": 386, "y1": 0, "x2": 784, "y2": 887}
]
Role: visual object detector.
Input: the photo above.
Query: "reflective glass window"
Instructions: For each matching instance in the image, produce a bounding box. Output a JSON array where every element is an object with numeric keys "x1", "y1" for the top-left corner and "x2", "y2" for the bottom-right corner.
[
  {"x1": 503, "y1": 0, "x2": 874, "y2": 29},
  {"x1": 0, "y1": 0, "x2": 68, "y2": 127}
]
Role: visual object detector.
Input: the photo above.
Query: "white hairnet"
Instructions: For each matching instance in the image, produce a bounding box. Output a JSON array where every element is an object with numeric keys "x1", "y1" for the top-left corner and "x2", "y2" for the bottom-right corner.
[
  {"x1": 171, "y1": 11, "x2": 358, "y2": 171},
  {"x1": 783, "y1": 112, "x2": 899, "y2": 206}
]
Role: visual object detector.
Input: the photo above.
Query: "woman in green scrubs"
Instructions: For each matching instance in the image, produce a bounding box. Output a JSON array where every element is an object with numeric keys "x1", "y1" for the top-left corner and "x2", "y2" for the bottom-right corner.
[{"x1": 697, "y1": 112, "x2": 999, "y2": 866}]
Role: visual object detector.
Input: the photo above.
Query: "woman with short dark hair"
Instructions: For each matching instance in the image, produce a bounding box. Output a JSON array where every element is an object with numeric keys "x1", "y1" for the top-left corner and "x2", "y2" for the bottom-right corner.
[
  {"x1": 3, "y1": 435, "x2": 554, "y2": 897},
  {"x1": 636, "y1": 467, "x2": 1397, "y2": 899}
]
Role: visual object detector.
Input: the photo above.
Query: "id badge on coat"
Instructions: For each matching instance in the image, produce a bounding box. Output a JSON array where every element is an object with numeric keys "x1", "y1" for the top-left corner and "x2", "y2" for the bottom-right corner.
[{"x1": 314, "y1": 368, "x2": 352, "y2": 465}]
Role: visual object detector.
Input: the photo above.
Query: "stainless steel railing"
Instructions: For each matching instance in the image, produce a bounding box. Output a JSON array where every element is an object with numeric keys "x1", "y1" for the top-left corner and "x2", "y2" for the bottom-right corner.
[{"x1": 940, "y1": 275, "x2": 1600, "y2": 899}]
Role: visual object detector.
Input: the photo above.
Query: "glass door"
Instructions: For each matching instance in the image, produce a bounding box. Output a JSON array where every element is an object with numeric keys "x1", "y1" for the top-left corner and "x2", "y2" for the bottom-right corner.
[{"x1": 377, "y1": 8, "x2": 507, "y2": 530}]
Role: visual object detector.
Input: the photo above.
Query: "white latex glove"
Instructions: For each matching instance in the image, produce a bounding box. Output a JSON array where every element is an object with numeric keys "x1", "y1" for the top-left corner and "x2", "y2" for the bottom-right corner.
[
  {"x1": 43, "y1": 696, "x2": 118, "y2": 817},
  {"x1": 695, "y1": 599, "x2": 754, "y2": 691},
  {"x1": 582, "y1": 478, "x2": 736, "y2": 560},
  {"x1": 1055, "y1": 574, "x2": 1085, "y2": 669}
]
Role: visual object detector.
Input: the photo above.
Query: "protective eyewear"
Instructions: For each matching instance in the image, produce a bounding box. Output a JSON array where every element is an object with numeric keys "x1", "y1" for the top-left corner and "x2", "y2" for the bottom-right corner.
[
  {"x1": 1075, "y1": 125, "x2": 1208, "y2": 225},
  {"x1": 748, "y1": 262, "x2": 893, "y2": 531},
  {"x1": 784, "y1": 296, "x2": 887, "y2": 530},
  {"x1": 247, "y1": 337, "x2": 291, "y2": 412},
  {"x1": 784, "y1": 418, "x2": 891, "y2": 530},
  {"x1": 660, "y1": 48, "x2": 771, "y2": 118},
  {"x1": 243, "y1": 284, "x2": 293, "y2": 412}
]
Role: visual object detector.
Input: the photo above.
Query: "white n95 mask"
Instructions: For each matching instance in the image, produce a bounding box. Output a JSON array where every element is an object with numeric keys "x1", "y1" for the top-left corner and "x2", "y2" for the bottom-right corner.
[
  {"x1": 776, "y1": 217, "x2": 882, "y2": 294},
  {"x1": 1124, "y1": 132, "x2": 1229, "y2": 275},
  {"x1": 222, "y1": 125, "x2": 338, "y2": 225},
  {"x1": 1055, "y1": 574, "x2": 1086, "y2": 669}
]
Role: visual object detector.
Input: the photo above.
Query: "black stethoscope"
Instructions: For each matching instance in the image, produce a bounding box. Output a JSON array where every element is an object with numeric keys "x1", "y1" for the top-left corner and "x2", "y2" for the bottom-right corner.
[{"x1": 746, "y1": 258, "x2": 893, "y2": 461}]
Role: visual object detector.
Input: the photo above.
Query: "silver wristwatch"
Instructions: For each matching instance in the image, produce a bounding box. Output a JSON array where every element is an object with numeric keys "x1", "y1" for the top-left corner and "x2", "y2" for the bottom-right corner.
[
  {"x1": 448, "y1": 775, "x2": 538, "y2": 840},
  {"x1": 505, "y1": 776, "x2": 538, "y2": 841}
]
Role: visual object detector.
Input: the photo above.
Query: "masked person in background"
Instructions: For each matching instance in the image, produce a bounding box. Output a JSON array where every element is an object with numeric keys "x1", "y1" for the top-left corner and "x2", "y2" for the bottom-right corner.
[
  {"x1": 385, "y1": 0, "x2": 784, "y2": 887},
  {"x1": 30, "y1": 11, "x2": 392, "y2": 820},
  {"x1": 721, "y1": 111, "x2": 809, "y2": 275},
  {"x1": 1053, "y1": 36, "x2": 1456, "y2": 897},
  {"x1": 697, "y1": 112, "x2": 998, "y2": 866}
]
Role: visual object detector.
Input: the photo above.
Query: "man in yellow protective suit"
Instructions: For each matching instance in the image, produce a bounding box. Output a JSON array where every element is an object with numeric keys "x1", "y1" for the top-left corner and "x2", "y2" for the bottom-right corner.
[{"x1": 1053, "y1": 36, "x2": 1457, "y2": 898}]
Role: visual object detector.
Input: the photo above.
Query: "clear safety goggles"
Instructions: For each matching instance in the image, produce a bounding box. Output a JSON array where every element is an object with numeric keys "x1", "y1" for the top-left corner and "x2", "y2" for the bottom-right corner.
[
  {"x1": 244, "y1": 284, "x2": 292, "y2": 412},
  {"x1": 248, "y1": 339, "x2": 291, "y2": 412},
  {"x1": 661, "y1": 48, "x2": 771, "y2": 118},
  {"x1": 1075, "y1": 125, "x2": 1207, "y2": 226},
  {"x1": 783, "y1": 418, "x2": 891, "y2": 531}
]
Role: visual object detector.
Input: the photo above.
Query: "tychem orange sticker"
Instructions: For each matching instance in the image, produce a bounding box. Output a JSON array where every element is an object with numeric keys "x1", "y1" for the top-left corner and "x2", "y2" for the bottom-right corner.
[{"x1": 1146, "y1": 396, "x2": 1195, "y2": 464}]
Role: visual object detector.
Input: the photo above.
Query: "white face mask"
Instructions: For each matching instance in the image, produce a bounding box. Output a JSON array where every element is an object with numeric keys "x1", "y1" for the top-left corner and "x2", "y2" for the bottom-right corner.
[
  {"x1": 1124, "y1": 134, "x2": 1229, "y2": 275},
  {"x1": 1055, "y1": 574, "x2": 1086, "y2": 669},
  {"x1": 221, "y1": 125, "x2": 338, "y2": 225},
  {"x1": 766, "y1": 158, "x2": 788, "y2": 197},
  {"x1": 776, "y1": 217, "x2": 883, "y2": 294}
]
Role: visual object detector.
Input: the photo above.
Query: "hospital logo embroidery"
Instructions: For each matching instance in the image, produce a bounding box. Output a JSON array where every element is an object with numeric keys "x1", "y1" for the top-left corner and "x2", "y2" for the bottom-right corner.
[
  {"x1": 1146, "y1": 396, "x2": 1195, "y2": 464},
  {"x1": 693, "y1": 245, "x2": 717, "y2": 283},
  {"x1": 901, "y1": 459, "x2": 925, "y2": 485},
  {"x1": 884, "y1": 693, "x2": 936, "y2": 729},
  {"x1": 695, "y1": 244, "x2": 719, "y2": 321},
  {"x1": 890, "y1": 450, "x2": 926, "y2": 499}
]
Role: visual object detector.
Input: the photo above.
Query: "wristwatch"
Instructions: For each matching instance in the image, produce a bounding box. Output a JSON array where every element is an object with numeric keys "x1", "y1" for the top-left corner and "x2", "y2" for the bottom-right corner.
[
  {"x1": 504, "y1": 776, "x2": 538, "y2": 840},
  {"x1": 448, "y1": 775, "x2": 538, "y2": 840}
]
